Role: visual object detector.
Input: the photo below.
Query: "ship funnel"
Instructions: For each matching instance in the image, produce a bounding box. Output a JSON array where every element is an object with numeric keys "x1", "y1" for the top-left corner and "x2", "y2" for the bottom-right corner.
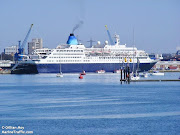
[{"x1": 66, "y1": 33, "x2": 78, "y2": 45}]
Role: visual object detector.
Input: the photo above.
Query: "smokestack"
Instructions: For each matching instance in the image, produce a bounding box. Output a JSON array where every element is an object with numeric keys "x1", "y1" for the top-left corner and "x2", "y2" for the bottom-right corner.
[{"x1": 66, "y1": 33, "x2": 78, "y2": 45}]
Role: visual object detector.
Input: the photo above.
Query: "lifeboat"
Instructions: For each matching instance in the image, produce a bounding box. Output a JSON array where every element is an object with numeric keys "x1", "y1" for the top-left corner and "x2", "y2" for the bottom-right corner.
[
  {"x1": 103, "y1": 51, "x2": 111, "y2": 54},
  {"x1": 95, "y1": 51, "x2": 102, "y2": 55},
  {"x1": 90, "y1": 51, "x2": 95, "y2": 54}
]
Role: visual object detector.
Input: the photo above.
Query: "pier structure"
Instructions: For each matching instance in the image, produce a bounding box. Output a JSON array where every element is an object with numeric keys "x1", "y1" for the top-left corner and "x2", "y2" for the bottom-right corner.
[
  {"x1": 120, "y1": 66, "x2": 130, "y2": 83},
  {"x1": 131, "y1": 79, "x2": 180, "y2": 82}
]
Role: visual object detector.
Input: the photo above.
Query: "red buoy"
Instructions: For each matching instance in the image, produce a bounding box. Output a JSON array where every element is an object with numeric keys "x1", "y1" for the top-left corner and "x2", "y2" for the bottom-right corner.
[{"x1": 79, "y1": 74, "x2": 83, "y2": 79}]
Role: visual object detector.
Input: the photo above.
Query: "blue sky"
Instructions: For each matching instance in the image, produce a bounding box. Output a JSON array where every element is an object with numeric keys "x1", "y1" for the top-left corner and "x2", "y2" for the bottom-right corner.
[{"x1": 0, "y1": 0, "x2": 179, "y2": 54}]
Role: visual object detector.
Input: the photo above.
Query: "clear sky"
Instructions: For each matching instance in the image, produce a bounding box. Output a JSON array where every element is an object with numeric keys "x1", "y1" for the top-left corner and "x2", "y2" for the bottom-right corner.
[{"x1": 0, "y1": 0, "x2": 179, "y2": 54}]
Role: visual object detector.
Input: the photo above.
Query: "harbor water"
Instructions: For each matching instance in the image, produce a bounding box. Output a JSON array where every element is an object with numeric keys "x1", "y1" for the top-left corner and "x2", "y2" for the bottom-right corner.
[{"x1": 0, "y1": 72, "x2": 180, "y2": 134}]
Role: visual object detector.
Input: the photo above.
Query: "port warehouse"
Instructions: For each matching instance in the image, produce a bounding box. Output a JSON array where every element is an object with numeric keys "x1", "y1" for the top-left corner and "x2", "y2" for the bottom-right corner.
[{"x1": 152, "y1": 61, "x2": 180, "y2": 70}]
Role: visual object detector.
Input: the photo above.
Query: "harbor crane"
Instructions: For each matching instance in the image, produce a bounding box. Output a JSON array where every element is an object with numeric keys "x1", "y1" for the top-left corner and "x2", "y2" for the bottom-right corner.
[
  {"x1": 14, "y1": 24, "x2": 33, "y2": 61},
  {"x1": 105, "y1": 25, "x2": 114, "y2": 45}
]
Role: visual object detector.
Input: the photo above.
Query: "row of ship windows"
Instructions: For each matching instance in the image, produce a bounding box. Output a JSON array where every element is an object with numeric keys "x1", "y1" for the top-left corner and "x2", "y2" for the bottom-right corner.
[
  {"x1": 46, "y1": 59, "x2": 134, "y2": 63},
  {"x1": 47, "y1": 60, "x2": 83, "y2": 62},
  {"x1": 99, "y1": 57, "x2": 147, "y2": 59},
  {"x1": 56, "y1": 50, "x2": 83, "y2": 52},
  {"x1": 46, "y1": 60, "x2": 126, "y2": 63},
  {"x1": 88, "y1": 49, "x2": 133, "y2": 52},
  {"x1": 48, "y1": 56, "x2": 147, "y2": 60},
  {"x1": 36, "y1": 50, "x2": 51, "y2": 52},
  {"x1": 53, "y1": 53, "x2": 83, "y2": 55},
  {"x1": 49, "y1": 56, "x2": 81, "y2": 59},
  {"x1": 47, "y1": 59, "x2": 126, "y2": 62},
  {"x1": 48, "y1": 57, "x2": 128, "y2": 59},
  {"x1": 99, "y1": 57, "x2": 124, "y2": 59}
]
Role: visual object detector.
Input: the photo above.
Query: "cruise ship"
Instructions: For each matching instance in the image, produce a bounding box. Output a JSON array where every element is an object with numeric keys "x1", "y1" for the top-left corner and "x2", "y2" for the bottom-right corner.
[{"x1": 19, "y1": 33, "x2": 158, "y2": 74}]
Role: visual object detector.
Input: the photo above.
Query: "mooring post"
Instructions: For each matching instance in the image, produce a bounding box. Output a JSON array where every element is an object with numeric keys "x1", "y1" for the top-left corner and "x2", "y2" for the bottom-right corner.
[
  {"x1": 120, "y1": 69, "x2": 122, "y2": 82},
  {"x1": 124, "y1": 68, "x2": 126, "y2": 80},
  {"x1": 127, "y1": 66, "x2": 130, "y2": 83},
  {"x1": 125, "y1": 67, "x2": 127, "y2": 81}
]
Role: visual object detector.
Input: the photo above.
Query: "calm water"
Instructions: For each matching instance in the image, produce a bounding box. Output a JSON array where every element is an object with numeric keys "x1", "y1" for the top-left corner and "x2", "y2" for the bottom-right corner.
[{"x1": 0, "y1": 73, "x2": 180, "y2": 135}]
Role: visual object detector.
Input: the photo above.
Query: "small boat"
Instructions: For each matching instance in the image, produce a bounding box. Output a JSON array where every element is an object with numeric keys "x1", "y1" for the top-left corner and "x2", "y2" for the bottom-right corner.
[
  {"x1": 56, "y1": 63, "x2": 63, "y2": 77},
  {"x1": 96, "y1": 70, "x2": 105, "y2": 74},
  {"x1": 139, "y1": 72, "x2": 148, "y2": 78},
  {"x1": 130, "y1": 72, "x2": 140, "y2": 80},
  {"x1": 142, "y1": 72, "x2": 148, "y2": 78},
  {"x1": 80, "y1": 70, "x2": 86, "y2": 75},
  {"x1": 151, "y1": 71, "x2": 164, "y2": 76},
  {"x1": 131, "y1": 74, "x2": 140, "y2": 80},
  {"x1": 113, "y1": 69, "x2": 122, "y2": 73},
  {"x1": 131, "y1": 76, "x2": 140, "y2": 80},
  {"x1": 56, "y1": 72, "x2": 63, "y2": 77}
]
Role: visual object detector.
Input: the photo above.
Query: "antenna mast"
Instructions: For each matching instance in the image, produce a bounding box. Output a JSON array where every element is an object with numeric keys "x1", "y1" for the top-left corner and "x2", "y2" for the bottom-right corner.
[{"x1": 87, "y1": 38, "x2": 96, "y2": 47}]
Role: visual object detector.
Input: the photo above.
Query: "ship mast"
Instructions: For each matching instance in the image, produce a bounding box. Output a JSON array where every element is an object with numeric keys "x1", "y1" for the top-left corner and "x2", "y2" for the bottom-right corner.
[{"x1": 132, "y1": 27, "x2": 135, "y2": 73}]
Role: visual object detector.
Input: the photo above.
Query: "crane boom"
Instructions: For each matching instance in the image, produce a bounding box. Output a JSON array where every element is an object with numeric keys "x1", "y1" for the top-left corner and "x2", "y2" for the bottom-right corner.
[
  {"x1": 21, "y1": 24, "x2": 33, "y2": 49},
  {"x1": 15, "y1": 24, "x2": 33, "y2": 61},
  {"x1": 105, "y1": 25, "x2": 114, "y2": 45}
]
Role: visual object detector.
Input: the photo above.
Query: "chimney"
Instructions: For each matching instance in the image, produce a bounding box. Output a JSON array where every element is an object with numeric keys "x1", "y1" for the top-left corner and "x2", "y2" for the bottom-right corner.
[{"x1": 66, "y1": 33, "x2": 78, "y2": 45}]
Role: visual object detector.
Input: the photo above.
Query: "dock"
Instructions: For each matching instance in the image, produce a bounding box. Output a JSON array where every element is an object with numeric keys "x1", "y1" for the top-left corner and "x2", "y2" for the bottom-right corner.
[
  {"x1": 0, "y1": 69, "x2": 11, "y2": 74},
  {"x1": 131, "y1": 79, "x2": 180, "y2": 82}
]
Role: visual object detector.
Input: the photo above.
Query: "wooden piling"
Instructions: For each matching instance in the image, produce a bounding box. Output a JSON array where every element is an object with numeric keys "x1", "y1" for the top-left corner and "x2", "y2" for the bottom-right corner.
[
  {"x1": 120, "y1": 69, "x2": 122, "y2": 82},
  {"x1": 127, "y1": 66, "x2": 130, "y2": 82}
]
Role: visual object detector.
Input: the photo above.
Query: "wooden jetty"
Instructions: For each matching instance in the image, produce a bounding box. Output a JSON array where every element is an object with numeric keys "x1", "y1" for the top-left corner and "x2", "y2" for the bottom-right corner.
[
  {"x1": 131, "y1": 79, "x2": 180, "y2": 82},
  {"x1": 119, "y1": 66, "x2": 180, "y2": 83},
  {"x1": 120, "y1": 67, "x2": 130, "y2": 83}
]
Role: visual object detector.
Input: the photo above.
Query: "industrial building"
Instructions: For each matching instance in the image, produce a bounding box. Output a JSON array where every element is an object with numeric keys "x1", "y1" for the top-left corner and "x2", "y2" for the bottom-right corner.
[
  {"x1": 153, "y1": 61, "x2": 180, "y2": 71},
  {"x1": 28, "y1": 38, "x2": 43, "y2": 55},
  {"x1": 152, "y1": 50, "x2": 180, "y2": 71},
  {"x1": 4, "y1": 45, "x2": 18, "y2": 55}
]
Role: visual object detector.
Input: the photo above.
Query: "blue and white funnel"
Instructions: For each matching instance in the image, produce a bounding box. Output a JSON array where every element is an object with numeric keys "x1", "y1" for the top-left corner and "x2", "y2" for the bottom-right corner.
[{"x1": 66, "y1": 33, "x2": 78, "y2": 45}]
